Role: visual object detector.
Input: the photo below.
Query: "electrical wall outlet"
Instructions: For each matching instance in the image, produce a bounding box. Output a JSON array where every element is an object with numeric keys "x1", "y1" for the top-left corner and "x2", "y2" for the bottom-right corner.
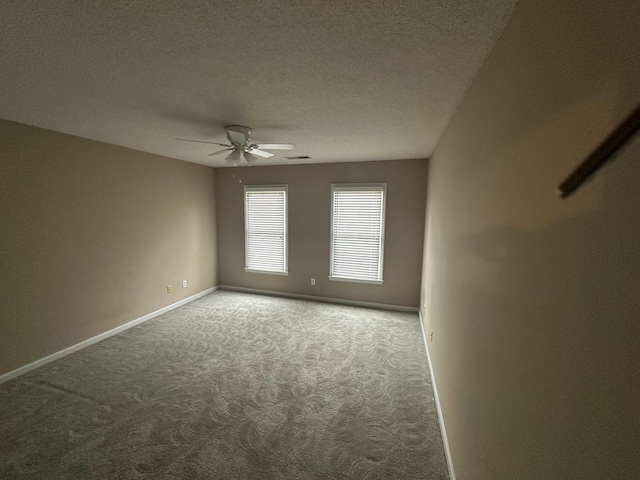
[
  {"x1": 311, "y1": 278, "x2": 316, "y2": 286},
  {"x1": 167, "y1": 285, "x2": 172, "y2": 293},
  {"x1": 182, "y1": 280, "x2": 187, "y2": 288}
]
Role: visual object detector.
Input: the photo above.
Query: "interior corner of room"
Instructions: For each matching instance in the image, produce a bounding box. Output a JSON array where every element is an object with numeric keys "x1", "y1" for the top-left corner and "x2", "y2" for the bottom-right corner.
[{"x1": 1, "y1": 0, "x2": 639, "y2": 478}]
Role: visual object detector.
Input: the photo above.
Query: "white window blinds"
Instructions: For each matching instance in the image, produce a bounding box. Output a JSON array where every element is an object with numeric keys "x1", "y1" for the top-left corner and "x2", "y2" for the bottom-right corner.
[
  {"x1": 244, "y1": 185, "x2": 288, "y2": 275},
  {"x1": 330, "y1": 184, "x2": 386, "y2": 284}
]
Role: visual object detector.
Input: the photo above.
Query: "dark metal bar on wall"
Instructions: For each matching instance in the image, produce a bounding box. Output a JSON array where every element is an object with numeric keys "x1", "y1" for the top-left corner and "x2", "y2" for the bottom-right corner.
[{"x1": 558, "y1": 103, "x2": 640, "y2": 198}]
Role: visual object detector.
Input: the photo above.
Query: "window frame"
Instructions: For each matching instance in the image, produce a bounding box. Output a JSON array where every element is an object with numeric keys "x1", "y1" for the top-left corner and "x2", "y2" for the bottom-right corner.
[
  {"x1": 329, "y1": 183, "x2": 387, "y2": 285},
  {"x1": 244, "y1": 184, "x2": 289, "y2": 276}
]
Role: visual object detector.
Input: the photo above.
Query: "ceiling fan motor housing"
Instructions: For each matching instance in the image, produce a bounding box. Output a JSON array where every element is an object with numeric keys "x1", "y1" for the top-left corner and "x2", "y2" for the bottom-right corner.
[{"x1": 225, "y1": 125, "x2": 252, "y2": 146}]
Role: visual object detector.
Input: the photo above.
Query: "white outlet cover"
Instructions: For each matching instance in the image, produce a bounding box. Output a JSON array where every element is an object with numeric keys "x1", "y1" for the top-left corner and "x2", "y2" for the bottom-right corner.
[{"x1": 182, "y1": 280, "x2": 187, "y2": 288}]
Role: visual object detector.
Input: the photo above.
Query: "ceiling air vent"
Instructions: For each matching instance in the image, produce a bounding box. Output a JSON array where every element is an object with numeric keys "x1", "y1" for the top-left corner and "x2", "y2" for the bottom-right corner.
[{"x1": 284, "y1": 156, "x2": 311, "y2": 160}]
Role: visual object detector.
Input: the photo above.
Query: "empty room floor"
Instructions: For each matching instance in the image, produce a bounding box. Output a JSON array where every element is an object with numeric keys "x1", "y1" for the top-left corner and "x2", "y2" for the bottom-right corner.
[{"x1": 0, "y1": 290, "x2": 448, "y2": 479}]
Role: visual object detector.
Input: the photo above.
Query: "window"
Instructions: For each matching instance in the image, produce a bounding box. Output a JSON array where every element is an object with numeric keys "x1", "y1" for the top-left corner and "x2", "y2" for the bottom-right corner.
[
  {"x1": 330, "y1": 184, "x2": 386, "y2": 284},
  {"x1": 244, "y1": 185, "x2": 288, "y2": 275}
]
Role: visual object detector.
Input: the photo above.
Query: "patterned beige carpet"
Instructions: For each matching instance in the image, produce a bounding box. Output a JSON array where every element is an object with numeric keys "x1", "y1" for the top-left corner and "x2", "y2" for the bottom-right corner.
[{"x1": 0, "y1": 290, "x2": 448, "y2": 479}]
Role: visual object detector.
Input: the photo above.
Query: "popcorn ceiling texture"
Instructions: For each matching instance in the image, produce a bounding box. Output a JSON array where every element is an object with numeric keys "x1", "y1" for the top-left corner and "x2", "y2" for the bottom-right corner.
[{"x1": 0, "y1": 0, "x2": 516, "y2": 166}]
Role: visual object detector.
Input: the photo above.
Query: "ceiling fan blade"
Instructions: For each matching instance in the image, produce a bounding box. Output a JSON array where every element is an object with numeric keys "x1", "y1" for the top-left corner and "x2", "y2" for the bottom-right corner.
[
  {"x1": 225, "y1": 150, "x2": 242, "y2": 165},
  {"x1": 256, "y1": 143, "x2": 295, "y2": 150},
  {"x1": 176, "y1": 138, "x2": 230, "y2": 147},
  {"x1": 226, "y1": 125, "x2": 251, "y2": 145},
  {"x1": 243, "y1": 152, "x2": 258, "y2": 165},
  {"x1": 208, "y1": 148, "x2": 233, "y2": 156},
  {"x1": 249, "y1": 148, "x2": 274, "y2": 158}
]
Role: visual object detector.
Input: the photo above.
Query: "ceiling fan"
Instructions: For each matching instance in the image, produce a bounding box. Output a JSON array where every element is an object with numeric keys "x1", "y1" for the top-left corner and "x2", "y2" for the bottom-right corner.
[{"x1": 176, "y1": 125, "x2": 295, "y2": 166}]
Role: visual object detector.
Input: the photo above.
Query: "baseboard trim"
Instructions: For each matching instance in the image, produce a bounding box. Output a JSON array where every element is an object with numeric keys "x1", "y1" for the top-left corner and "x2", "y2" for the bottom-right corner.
[
  {"x1": 419, "y1": 310, "x2": 456, "y2": 480},
  {"x1": 0, "y1": 286, "x2": 219, "y2": 384},
  {"x1": 219, "y1": 285, "x2": 418, "y2": 312}
]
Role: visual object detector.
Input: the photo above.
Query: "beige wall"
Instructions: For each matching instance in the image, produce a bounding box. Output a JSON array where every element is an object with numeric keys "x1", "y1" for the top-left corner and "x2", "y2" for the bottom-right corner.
[
  {"x1": 216, "y1": 159, "x2": 428, "y2": 308},
  {"x1": 0, "y1": 120, "x2": 218, "y2": 375},
  {"x1": 421, "y1": 0, "x2": 640, "y2": 478}
]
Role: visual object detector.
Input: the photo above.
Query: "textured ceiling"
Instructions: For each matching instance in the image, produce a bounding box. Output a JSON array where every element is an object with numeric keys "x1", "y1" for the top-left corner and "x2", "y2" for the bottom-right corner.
[{"x1": 0, "y1": 0, "x2": 517, "y2": 167}]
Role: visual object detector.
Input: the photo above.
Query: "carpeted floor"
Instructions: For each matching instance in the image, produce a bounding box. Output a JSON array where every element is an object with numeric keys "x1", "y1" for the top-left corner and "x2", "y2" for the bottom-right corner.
[{"x1": 0, "y1": 290, "x2": 448, "y2": 479}]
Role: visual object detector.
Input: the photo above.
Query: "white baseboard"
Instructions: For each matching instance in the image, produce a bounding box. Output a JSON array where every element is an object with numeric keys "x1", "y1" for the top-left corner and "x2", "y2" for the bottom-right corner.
[
  {"x1": 419, "y1": 310, "x2": 456, "y2": 480},
  {"x1": 218, "y1": 285, "x2": 418, "y2": 312},
  {"x1": 0, "y1": 286, "x2": 218, "y2": 384}
]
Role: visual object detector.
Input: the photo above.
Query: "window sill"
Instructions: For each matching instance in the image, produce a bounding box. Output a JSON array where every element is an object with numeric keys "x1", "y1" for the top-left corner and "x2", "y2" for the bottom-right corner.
[
  {"x1": 245, "y1": 268, "x2": 288, "y2": 276},
  {"x1": 328, "y1": 276, "x2": 383, "y2": 285}
]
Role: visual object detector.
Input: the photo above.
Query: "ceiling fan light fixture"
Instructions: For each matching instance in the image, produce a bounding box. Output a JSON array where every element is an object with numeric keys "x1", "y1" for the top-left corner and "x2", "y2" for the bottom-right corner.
[
  {"x1": 225, "y1": 149, "x2": 242, "y2": 166},
  {"x1": 243, "y1": 152, "x2": 258, "y2": 165}
]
